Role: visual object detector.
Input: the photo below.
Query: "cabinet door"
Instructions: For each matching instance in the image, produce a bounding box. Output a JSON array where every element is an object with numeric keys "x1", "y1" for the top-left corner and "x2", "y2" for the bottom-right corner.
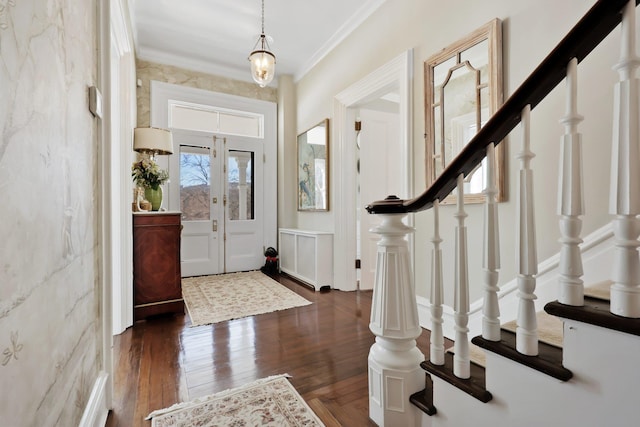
[{"x1": 133, "y1": 214, "x2": 181, "y2": 306}]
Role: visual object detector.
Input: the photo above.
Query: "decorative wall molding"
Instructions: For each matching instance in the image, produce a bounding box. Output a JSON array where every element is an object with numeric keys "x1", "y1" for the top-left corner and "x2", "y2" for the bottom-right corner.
[
  {"x1": 78, "y1": 372, "x2": 110, "y2": 427},
  {"x1": 1, "y1": 330, "x2": 23, "y2": 366},
  {"x1": 0, "y1": 0, "x2": 15, "y2": 30}
]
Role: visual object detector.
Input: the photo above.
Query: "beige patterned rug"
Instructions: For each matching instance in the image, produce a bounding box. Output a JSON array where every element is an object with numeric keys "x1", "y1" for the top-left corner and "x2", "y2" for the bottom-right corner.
[
  {"x1": 182, "y1": 270, "x2": 312, "y2": 327},
  {"x1": 146, "y1": 375, "x2": 325, "y2": 427}
]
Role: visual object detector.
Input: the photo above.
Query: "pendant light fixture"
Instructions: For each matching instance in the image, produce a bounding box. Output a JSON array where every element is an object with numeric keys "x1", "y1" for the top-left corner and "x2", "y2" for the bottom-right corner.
[{"x1": 248, "y1": 0, "x2": 276, "y2": 87}]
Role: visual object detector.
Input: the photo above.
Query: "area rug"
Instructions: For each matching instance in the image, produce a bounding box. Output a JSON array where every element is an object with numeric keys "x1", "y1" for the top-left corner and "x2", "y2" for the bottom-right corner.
[
  {"x1": 182, "y1": 270, "x2": 312, "y2": 327},
  {"x1": 146, "y1": 374, "x2": 325, "y2": 427}
]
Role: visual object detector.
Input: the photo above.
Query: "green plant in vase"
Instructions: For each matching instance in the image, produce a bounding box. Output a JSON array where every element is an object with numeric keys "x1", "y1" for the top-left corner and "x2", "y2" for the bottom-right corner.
[{"x1": 131, "y1": 158, "x2": 169, "y2": 211}]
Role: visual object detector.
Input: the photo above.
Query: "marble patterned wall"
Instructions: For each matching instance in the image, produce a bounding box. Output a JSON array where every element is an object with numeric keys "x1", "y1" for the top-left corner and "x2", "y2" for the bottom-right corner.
[
  {"x1": 0, "y1": 0, "x2": 101, "y2": 425},
  {"x1": 136, "y1": 59, "x2": 278, "y2": 127}
]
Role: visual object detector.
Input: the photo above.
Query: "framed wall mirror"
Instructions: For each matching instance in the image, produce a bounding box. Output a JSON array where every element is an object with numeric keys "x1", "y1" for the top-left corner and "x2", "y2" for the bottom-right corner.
[
  {"x1": 298, "y1": 119, "x2": 329, "y2": 211},
  {"x1": 425, "y1": 18, "x2": 504, "y2": 204}
]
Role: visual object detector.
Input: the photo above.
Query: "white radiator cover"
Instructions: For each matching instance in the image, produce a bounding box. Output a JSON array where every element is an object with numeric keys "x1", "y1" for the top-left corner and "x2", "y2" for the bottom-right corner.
[{"x1": 278, "y1": 228, "x2": 334, "y2": 290}]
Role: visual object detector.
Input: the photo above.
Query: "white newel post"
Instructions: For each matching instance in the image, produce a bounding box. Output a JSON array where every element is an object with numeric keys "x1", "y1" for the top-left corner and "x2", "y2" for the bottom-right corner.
[
  {"x1": 516, "y1": 105, "x2": 539, "y2": 356},
  {"x1": 558, "y1": 58, "x2": 585, "y2": 306},
  {"x1": 609, "y1": 0, "x2": 640, "y2": 318},
  {"x1": 369, "y1": 211, "x2": 425, "y2": 427},
  {"x1": 482, "y1": 143, "x2": 501, "y2": 341}
]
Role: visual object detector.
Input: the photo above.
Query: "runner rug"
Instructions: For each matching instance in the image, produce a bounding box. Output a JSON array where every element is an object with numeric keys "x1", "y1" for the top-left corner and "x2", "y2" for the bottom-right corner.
[
  {"x1": 146, "y1": 374, "x2": 325, "y2": 427},
  {"x1": 182, "y1": 270, "x2": 312, "y2": 327}
]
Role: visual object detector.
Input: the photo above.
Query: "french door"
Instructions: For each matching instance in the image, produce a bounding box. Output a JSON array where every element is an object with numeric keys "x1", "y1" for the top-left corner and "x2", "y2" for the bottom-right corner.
[{"x1": 169, "y1": 130, "x2": 264, "y2": 276}]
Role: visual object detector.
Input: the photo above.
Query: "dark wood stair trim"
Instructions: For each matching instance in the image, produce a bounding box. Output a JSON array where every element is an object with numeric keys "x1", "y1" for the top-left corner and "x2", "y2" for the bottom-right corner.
[
  {"x1": 472, "y1": 330, "x2": 572, "y2": 381},
  {"x1": 545, "y1": 296, "x2": 640, "y2": 337},
  {"x1": 420, "y1": 352, "x2": 492, "y2": 403},
  {"x1": 409, "y1": 374, "x2": 437, "y2": 416}
]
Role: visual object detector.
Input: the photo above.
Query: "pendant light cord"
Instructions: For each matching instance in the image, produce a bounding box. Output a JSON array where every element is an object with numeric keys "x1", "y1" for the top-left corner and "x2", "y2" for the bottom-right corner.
[{"x1": 261, "y1": 0, "x2": 265, "y2": 35}]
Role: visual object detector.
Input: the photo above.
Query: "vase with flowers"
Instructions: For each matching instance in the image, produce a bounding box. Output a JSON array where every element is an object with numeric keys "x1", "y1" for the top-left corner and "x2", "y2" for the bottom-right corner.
[{"x1": 131, "y1": 159, "x2": 170, "y2": 211}]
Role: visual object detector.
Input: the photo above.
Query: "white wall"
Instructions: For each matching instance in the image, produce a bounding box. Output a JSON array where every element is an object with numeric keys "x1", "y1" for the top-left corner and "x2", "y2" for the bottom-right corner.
[
  {"x1": 0, "y1": 0, "x2": 103, "y2": 424},
  {"x1": 295, "y1": 0, "x2": 622, "y2": 303}
]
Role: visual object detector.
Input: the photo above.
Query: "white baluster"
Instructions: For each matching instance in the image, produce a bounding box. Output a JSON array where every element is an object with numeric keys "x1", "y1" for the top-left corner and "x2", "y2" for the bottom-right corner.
[
  {"x1": 430, "y1": 199, "x2": 445, "y2": 365},
  {"x1": 516, "y1": 105, "x2": 538, "y2": 356},
  {"x1": 609, "y1": 0, "x2": 640, "y2": 318},
  {"x1": 453, "y1": 175, "x2": 470, "y2": 379},
  {"x1": 368, "y1": 210, "x2": 425, "y2": 426},
  {"x1": 482, "y1": 143, "x2": 501, "y2": 341},
  {"x1": 558, "y1": 58, "x2": 585, "y2": 306}
]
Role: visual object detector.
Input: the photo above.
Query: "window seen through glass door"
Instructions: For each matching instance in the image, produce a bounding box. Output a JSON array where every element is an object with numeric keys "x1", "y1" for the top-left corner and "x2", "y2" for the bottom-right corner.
[
  {"x1": 180, "y1": 146, "x2": 211, "y2": 220},
  {"x1": 227, "y1": 150, "x2": 254, "y2": 220}
]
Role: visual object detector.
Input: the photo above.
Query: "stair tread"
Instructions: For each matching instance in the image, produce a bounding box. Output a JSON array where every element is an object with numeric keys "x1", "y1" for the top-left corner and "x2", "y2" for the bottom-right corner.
[
  {"x1": 422, "y1": 352, "x2": 492, "y2": 403},
  {"x1": 496, "y1": 280, "x2": 613, "y2": 350},
  {"x1": 410, "y1": 390, "x2": 437, "y2": 415},
  {"x1": 472, "y1": 330, "x2": 572, "y2": 381},
  {"x1": 545, "y1": 296, "x2": 640, "y2": 337}
]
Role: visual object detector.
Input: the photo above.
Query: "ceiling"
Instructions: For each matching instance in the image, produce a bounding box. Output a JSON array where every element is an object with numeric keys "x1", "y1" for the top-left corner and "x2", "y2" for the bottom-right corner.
[{"x1": 131, "y1": 0, "x2": 387, "y2": 86}]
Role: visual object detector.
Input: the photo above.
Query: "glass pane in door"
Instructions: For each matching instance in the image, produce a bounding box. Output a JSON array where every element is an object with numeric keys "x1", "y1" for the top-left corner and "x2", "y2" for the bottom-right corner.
[
  {"x1": 227, "y1": 150, "x2": 254, "y2": 221},
  {"x1": 180, "y1": 146, "x2": 211, "y2": 220}
]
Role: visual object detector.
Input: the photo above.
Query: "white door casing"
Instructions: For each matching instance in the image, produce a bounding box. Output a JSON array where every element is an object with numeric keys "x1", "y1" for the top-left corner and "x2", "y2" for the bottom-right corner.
[
  {"x1": 109, "y1": 0, "x2": 136, "y2": 336},
  {"x1": 333, "y1": 50, "x2": 414, "y2": 291},
  {"x1": 151, "y1": 82, "x2": 277, "y2": 274},
  {"x1": 358, "y1": 108, "x2": 401, "y2": 290}
]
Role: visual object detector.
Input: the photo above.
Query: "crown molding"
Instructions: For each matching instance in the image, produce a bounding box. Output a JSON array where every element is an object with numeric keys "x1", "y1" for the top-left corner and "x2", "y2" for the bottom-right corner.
[{"x1": 294, "y1": 0, "x2": 387, "y2": 82}]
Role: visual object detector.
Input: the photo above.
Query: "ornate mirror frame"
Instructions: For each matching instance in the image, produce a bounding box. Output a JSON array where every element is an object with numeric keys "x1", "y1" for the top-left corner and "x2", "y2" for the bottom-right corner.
[{"x1": 425, "y1": 18, "x2": 504, "y2": 204}]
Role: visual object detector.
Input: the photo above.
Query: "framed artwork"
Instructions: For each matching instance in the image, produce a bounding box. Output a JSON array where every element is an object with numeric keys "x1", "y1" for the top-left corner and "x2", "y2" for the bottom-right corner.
[{"x1": 297, "y1": 119, "x2": 329, "y2": 211}]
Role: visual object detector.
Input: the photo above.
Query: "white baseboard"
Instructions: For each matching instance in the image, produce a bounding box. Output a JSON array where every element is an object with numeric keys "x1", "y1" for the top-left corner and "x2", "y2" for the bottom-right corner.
[
  {"x1": 79, "y1": 371, "x2": 110, "y2": 427},
  {"x1": 418, "y1": 221, "x2": 614, "y2": 341}
]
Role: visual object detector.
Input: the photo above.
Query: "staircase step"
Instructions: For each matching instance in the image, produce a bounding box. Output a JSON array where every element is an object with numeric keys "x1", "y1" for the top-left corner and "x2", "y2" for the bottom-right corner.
[
  {"x1": 501, "y1": 310, "x2": 564, "y2": 348},
  {"x1": 471, "y1": 329, "x2": 573, "y2": 381},
  {"x1": 446, "y1": 342, "x2": 486, "y2": 367},
  {"x1": 409, "y1": 375, "x2": 437, "y2": 416},
  {"x1": 584, "y1": 279, "x2": 612, "y2": 301},
  {"x1": 421, "y1": 352, "x2": 492, "y2": 403},
  {"x1": 545, "y1": 295, "x2": 640, "y2": 337}
]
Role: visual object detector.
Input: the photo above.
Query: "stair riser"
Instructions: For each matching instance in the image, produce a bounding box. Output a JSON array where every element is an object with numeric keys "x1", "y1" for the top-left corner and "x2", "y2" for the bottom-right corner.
[{"x1": 419, "y1": 320, "x2": 640, "y2": 427}]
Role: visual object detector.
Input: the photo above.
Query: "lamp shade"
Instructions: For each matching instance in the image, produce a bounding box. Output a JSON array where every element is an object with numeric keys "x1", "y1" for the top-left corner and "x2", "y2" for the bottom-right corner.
[{"x1": 133, "y1": 127, "x2": 173, "y2": 155}]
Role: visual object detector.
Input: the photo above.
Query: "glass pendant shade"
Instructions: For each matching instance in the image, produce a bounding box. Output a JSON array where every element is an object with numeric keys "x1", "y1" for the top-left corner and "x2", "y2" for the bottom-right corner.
[{"x1": 249, "y1": 35, "x2": 276, "y2": 87}]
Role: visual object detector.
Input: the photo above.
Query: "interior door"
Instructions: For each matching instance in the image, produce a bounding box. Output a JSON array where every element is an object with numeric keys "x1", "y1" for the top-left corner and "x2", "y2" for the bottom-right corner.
[
  {"x1": 170, "y1": 130, "x2": 222, "y2": 276},
  {"x1": 224, "y1": 137, "x2": 264, "y2": 272},
  {"x1": 358, "y1": 108, "x2": 401, "y2": 290}
]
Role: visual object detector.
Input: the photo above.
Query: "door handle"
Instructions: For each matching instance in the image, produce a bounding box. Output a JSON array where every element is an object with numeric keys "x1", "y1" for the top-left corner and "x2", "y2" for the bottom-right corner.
[{"x1": 212, "y1": 220, "x2": 218, "y2": 232}]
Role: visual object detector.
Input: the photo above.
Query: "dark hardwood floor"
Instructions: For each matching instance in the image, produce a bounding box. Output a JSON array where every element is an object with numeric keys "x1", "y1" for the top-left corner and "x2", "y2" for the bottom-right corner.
[{"x1": 105, "y1": 273, "x2": 432, "y2": 427}]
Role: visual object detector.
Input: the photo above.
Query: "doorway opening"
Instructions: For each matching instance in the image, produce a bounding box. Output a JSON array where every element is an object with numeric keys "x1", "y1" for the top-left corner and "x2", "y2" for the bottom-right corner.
[
  {"x1": 333, "y1": 50, "x2": 414, "y2": 291},
  {"x1": 151, "y1": 82, "x2": 277, "y2": 277},
  {"x1": 355, "y1": 96, "x2": 401, "y2": 290}
]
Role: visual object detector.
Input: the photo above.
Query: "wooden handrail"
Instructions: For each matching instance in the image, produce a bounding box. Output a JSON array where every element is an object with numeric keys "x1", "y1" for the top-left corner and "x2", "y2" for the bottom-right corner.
[{"x1": 366, "y1": 0, "x2": 639, "y2": 215}]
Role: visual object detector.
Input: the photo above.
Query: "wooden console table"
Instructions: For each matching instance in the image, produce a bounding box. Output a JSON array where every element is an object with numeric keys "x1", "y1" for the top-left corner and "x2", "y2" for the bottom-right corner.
[{"x1": 133, "y1": 212, "x2": 183, "y2": 320}]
